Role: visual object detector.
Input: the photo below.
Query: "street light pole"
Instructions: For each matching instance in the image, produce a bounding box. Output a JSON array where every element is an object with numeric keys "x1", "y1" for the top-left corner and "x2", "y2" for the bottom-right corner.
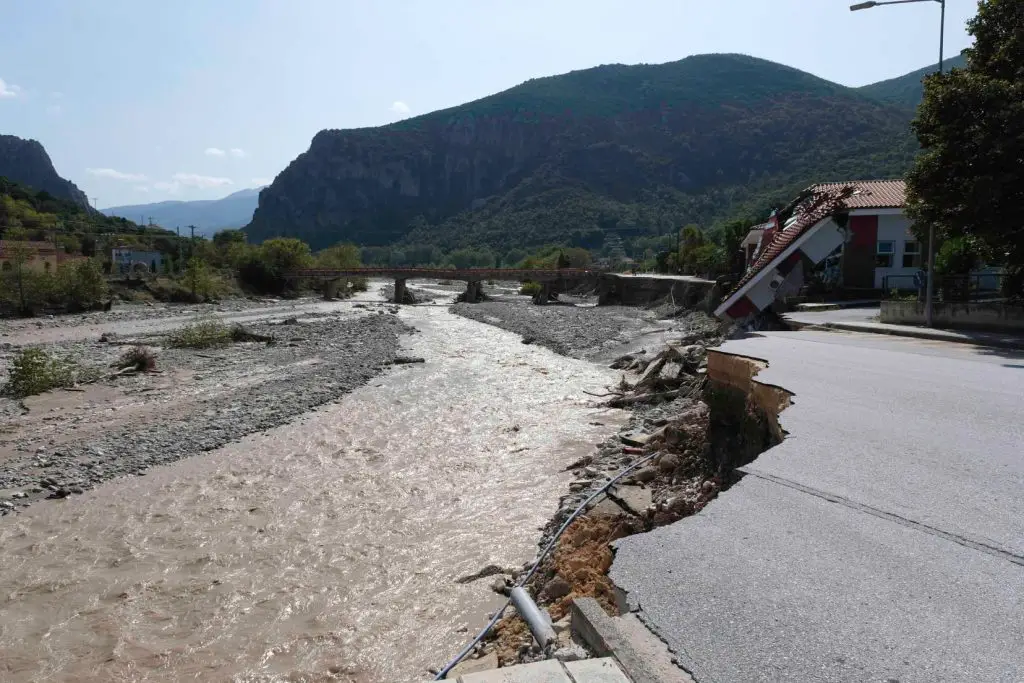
[{"x1": 851, "y1": 0, "x2": 945, "y2": 327}]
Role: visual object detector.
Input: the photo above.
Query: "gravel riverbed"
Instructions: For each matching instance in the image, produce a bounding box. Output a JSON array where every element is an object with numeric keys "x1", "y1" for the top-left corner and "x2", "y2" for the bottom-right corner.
[{"x1": 0, "y1": 304, "x2": 409, "y2": 513}]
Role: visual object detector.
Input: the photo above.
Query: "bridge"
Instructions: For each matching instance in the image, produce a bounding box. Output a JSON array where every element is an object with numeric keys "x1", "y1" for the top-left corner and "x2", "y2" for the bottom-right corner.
[{"x1": 289, "y1": 267, "x2": 597, "y2": 303}]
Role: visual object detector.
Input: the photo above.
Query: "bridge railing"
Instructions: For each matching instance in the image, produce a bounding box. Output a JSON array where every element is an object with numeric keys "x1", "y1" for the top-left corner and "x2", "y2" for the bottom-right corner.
[{"x1": 287, "y1": 267, "x2": 600, "y2": 280}]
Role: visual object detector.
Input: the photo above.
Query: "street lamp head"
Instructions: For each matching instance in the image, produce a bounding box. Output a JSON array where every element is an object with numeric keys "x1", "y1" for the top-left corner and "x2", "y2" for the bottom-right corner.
[{"x1": 850, "y1": 1, "x2": 878, "y2": 10}]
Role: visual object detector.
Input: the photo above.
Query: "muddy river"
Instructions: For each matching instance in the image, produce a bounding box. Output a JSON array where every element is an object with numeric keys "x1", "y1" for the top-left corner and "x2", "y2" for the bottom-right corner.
[{"x1": 0, "y1": 296, "x2": 626, "y2": 682}]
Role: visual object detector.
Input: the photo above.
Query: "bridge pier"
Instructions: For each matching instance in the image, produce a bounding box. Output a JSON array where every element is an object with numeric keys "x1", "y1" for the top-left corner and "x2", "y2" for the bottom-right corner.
[
  {"x1": 462, "y1": 279, "x2": 484, "y2": 303},
  {"x1": 393, "y1": 278, "x2": 408, "y2": 304},
  {"x1": 532, "y1": 282, "x2": 553, "y2": 305},
  {"x1": 323, "y1": 278, "x2": 341, "y2": 300}
]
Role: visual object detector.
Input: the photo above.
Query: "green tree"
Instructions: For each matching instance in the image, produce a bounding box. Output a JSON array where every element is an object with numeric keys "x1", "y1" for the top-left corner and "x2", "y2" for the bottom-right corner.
[
  {"x1": 315, "y1": 242, "x2": 362, "y2": 269},
  {"x1": 906, "y1": 0, "x2": 1024, "y2": 295},
  {"x1": 678, "y1": 224, "x2": 704, "y2": 274},
  {"x1": 58, "y1": 259, "x2": 109, "y2": 309}
]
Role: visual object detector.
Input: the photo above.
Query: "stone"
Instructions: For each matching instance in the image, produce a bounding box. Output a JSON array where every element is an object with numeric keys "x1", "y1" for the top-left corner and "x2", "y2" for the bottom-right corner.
[
  {"x1": 490, "y1": 577, "x2": 509, "y2": 595},
  {"x1": 611, "y1": 485, "x2": 653, "y2": 516},
  {"x1": 542, "y1": 576, "x2": 572, "y2": 600},
  {"x1": 618, "y1": 432, "x2": 649, "y2": 448},
  {"x1": 552, "y1": 643, "x2": 589, "y2": 662},
  {"x1": 656, "y1": 453, "x2": 681, "y2": 473},
  {"x1": 628, "y1": 467, "x2": 659, "y2": 484},
  {"x1": 447, "y1": 651, "x2": 498, "y2": 679}
]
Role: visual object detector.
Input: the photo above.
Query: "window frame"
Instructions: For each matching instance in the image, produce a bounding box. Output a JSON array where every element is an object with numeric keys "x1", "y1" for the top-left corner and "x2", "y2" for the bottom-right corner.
[
  {"x1": 876, "y1": 240, "x2": 895, "y2": 268},
  {"x1": 902, "y1": 241, "x2": 922, "y2": 268}
]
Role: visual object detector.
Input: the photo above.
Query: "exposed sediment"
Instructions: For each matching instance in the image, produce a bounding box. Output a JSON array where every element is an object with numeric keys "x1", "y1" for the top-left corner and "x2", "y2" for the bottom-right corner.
[{"x1": 0, "y1": 310, "x2": 409, "y2": 513}]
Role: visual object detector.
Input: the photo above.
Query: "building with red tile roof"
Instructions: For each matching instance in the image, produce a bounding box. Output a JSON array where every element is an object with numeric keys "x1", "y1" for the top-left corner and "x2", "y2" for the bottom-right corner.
[{"x1": 716, "y1": 180, "x2": 916, "y2": 322}]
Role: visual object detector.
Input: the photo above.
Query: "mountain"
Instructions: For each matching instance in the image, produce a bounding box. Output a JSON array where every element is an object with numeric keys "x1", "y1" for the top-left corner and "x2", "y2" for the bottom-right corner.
[
  {"x1": 246, "y1": 53, "x2": 921, "y2": 253},
  {"x1": 856, "y1": 53, "x2": 968, "y2": 108},
  {"x1": 0, "y1": 135, "x2": 90, "y2": 208},
  {"x1": 103, "y1": 186, "x2": 264, "y2": 236}
]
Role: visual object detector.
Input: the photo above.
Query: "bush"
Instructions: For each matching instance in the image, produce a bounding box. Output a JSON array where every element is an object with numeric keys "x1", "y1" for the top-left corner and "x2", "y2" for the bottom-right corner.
[
  {"x1": 168, "y1": 319, "x2": 272, "y2": 348},
  {"x1": 520, "y1": 281, "x2": 543, "y2": 296},
  {"x1": 2, "y1": 348, "x2": 77, "y2": 397},
  {"x1": 117, "y1": 345, "x2": 157, "y2": 372},
  {"x1": 168, "y1": 318, "x2": 232, "y2": 349}
]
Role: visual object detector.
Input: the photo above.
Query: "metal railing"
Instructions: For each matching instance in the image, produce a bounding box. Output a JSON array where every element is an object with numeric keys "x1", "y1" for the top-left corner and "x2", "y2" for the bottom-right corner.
[{"x1": 882, "y1": 273, "x2": 1008, "y2": 303}]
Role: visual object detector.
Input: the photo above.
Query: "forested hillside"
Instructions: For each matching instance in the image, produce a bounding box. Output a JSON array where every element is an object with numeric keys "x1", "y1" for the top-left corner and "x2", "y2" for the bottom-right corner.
[{"x1": 248, "y1": 53, "x2": 919, "y2": 253}]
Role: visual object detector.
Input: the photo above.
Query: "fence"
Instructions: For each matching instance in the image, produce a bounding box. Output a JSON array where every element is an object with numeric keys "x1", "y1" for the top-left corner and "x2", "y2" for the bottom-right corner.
[{"x1": 882, "y1": 273, "x2": 1008, "y2": 303}]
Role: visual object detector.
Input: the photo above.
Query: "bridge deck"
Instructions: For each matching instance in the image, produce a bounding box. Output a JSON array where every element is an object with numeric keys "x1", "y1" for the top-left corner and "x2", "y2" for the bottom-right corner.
[{"x1": 290, "y1": 268, "x2": 596, "y2": 282}]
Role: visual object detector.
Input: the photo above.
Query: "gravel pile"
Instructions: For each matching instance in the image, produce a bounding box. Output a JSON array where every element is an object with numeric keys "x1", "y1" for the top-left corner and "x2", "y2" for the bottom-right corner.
[
  {"x1": 450, "y1": 300, "x2": 658, "y2": 358},
  {"x1": 0, "y1": 312, "x2": 409, "y2": 514}
]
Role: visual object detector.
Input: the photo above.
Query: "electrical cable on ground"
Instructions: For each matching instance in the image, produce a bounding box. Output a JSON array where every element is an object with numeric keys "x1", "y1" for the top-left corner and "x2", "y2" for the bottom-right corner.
[{"x1": 432, "y1": 449, "x2": 660, "y2": 680}]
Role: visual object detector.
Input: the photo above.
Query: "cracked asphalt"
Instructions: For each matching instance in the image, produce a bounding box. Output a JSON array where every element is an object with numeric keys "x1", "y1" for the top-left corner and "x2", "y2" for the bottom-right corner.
[{"x1": 611, "y1": 328, "x2": 1024, "y2": 683}]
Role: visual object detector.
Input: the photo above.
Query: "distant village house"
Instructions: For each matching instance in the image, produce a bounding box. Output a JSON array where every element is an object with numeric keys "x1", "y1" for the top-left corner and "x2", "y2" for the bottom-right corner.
[{"x1": 112, "y1": 248, "x2": 163, "y2": 275}]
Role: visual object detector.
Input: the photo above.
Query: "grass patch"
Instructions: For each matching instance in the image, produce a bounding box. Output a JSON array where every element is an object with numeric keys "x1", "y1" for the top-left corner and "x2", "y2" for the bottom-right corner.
[{"x1": 2, "y1": 348, "x2": 80, "y2": 398}]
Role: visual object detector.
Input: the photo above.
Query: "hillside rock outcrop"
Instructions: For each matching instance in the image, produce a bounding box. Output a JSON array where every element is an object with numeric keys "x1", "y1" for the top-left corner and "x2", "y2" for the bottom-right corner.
[{"x1": 0, "y1": 135, "x2": 89, "y2": 207}]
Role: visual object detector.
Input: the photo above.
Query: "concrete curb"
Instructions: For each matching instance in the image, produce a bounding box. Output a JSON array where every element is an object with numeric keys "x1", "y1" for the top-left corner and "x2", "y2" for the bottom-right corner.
[
  {"x1": 786, "y1": 319, "x2": 1024, "y2": 351},
  {"x1": 570, "y1": 598, "x2": 695, "y2": 683}
]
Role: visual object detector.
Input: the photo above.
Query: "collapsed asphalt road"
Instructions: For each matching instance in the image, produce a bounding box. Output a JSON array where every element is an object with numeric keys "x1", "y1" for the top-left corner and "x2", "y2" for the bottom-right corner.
[{"x1": 611, "y1": 329, "x2": 1024, "y2": 683}]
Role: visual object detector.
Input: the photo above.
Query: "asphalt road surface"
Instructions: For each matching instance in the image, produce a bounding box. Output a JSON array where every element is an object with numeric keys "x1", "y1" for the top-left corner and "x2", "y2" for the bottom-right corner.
[{"x1": 611, "y1": 329, "x2": 1024, "y2": 683}]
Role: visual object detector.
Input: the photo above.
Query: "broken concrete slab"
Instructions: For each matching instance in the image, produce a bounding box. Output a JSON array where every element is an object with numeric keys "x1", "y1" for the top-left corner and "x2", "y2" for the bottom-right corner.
[
  {"x1": 610, "y1": 485, "x2": 653, "y2": 516},
  {"x1": 586, "y1": 495, "x2": 631, "y2": 519},
  {"x1": 563, "y1": 658, "x2": 632, "y2": 683},
  {"x1": 570, "y1": 598, "x2": 695, "y2": 683},
  {"x1": 459, "y1": 659, "x2": 571, "y2": 682},
  {"x1": 448, "y1": 651, "x2": 499, "y2": 679}
]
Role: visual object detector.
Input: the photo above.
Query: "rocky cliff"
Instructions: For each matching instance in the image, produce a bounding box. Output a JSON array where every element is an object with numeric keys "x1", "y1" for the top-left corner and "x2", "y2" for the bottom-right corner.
[
  {"x1": 247, "y1": 54, "x2": 920, "y2": 251},
  {"x1": 0, "y1": 135, "x2": 90, "y2": 208}
]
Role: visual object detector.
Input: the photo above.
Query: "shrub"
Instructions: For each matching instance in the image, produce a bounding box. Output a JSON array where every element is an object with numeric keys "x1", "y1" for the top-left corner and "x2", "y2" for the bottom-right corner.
[
  {"x1": 2, "y1": 348, "x2": 77, "y2": 397},
  {"x1": 117, "y1": 345, "x2": 157, "y2": 372},
  {"x1": 168, "y1": 318, "x2": 232, "y2": 349},
  {"x1": 520, "y1": 281, "x2": 543, "y2": 296},
  {"x1": 168, "y1": 319, "x2": 271, "y2": 348}
]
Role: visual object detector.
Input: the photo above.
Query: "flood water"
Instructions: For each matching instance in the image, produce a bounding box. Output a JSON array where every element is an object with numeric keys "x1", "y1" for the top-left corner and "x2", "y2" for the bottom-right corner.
[{"x1": 0, "y1": 298, "x2": 625, "y2": 682}]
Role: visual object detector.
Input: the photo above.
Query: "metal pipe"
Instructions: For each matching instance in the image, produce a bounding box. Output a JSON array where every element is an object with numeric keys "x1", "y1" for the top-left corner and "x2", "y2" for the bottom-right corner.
[{"x1": 510, "y1": 587, "x2": 557, "y2": 650}]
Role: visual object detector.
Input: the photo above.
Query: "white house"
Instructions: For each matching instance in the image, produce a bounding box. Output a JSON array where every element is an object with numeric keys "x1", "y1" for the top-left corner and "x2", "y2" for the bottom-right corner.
[{"x1": 717, "y1": 180, "x2": 916, "y2": 322}]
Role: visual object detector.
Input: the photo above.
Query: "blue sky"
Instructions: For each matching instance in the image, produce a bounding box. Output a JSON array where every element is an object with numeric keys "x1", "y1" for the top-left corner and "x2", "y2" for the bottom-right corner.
[{"x1": 0, "y1": 0, "x2": 976, "y2": 208}]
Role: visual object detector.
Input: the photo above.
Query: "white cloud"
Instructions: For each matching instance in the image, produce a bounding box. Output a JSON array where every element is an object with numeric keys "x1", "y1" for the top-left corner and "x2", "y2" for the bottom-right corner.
[
  {"x1": 86, "y1": 167, "x2": 148, "y2": 182},
  {"x1": 251, "y1": 177, "x2": 272, "y2": 187},
  {"x1": 152, "y1": 181, "x2": 180, "y2": 193},
  {"x1": 49, "y1": 91, "x2": 63, "y2": 99},
  {"x1": 46, "y1": 104, "x2": 62, "y2": 116},
  {"x1": 171, "y1": 172, "x2": 233, "y2": 189},
  {"x1": 133, "y1": 185, "x2": 150, "y2": 193},
  {"x1": 389, "y1": 100, "x2": 410, "y2": 115},
  {"x1": 229, "y1": 148, "x2": 245, "y2": 158},
  {"x1": 0, "y1": 78, "x2": 22, "y2": 99},
  {"x1": 204, "y1": 147, "x2": 226, "y2": 157}
]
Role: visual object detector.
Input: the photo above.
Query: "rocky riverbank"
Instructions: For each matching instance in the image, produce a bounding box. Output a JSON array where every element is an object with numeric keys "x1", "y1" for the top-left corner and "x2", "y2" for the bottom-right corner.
[
  {"x1": 0, "y1": 303, "x2": 409, "y2": 514},
  {"x1": 451, "y1": 299, "x2": 679, "y2": 359},
  {"x1": 441, "y1": 297, "x2": 753, "y2": 674}
]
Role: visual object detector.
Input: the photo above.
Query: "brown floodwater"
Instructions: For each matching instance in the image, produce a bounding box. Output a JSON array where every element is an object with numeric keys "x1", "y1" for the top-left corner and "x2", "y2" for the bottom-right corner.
[{"x1": 0, "y1": 301, "x2": 625, "y2": 682}]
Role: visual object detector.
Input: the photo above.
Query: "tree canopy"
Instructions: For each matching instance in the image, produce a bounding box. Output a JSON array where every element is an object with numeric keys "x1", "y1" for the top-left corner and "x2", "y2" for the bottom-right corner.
[{"x1": 906, "y1": 0, "x2": 1024, "y2": 294}]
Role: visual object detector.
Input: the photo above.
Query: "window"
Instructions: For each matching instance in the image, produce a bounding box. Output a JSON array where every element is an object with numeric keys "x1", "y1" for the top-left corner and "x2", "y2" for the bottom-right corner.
[
  {"x1": 876, "y1": 241, "x2": 894, "y2": 268},
  {"x1": 1, "y1": 261, "x2": 10, "y2": 272},
  {"x1": 902, "y1": 241, "x2": 921, "y2": 268}
]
